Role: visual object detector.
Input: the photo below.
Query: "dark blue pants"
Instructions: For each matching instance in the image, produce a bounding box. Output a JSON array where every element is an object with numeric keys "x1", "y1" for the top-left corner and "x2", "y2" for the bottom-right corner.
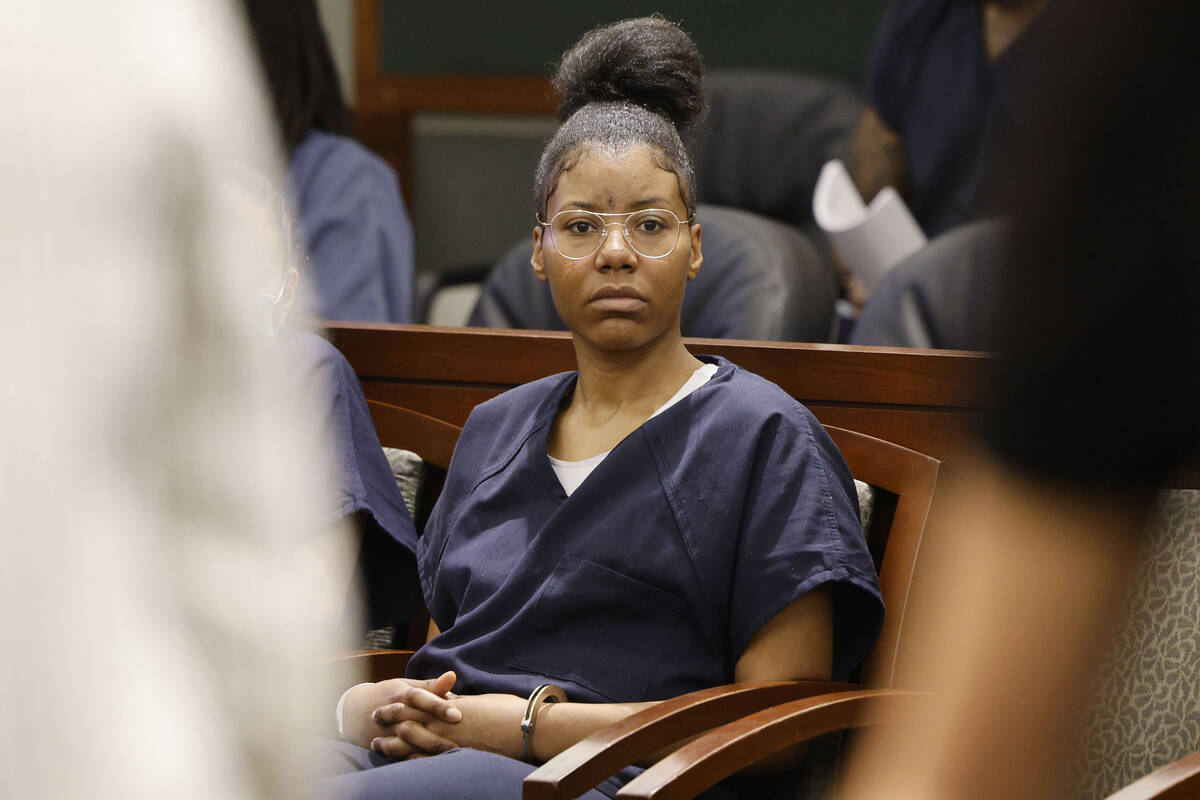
[{"x1": 313, "y1": 741, "x2": 613, "y2": 800}]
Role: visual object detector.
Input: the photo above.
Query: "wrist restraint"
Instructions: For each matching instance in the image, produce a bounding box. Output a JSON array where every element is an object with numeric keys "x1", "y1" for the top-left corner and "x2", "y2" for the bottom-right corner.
[{"x1": 521, "y1": 683, "x2": 566, "y2": 763}]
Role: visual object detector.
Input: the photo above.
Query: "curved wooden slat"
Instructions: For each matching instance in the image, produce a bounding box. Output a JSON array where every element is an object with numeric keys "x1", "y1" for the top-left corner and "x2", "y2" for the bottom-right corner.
[
  {"x1": 328, "y1": 648, "x2": 416, "y2": 684},
  {"x1": 616, "y1": 690, "x2": 930, "y2": 800},
  {"x1": 823, "y1": 425, "x2": 941, "y2": 686},
  {"x1": 1105, "y1": 751, "x2": 1200, "y2": 800},
  {"x1": 523, "y1": 680, "x2": 857, "y2": 800},
  {"x1": 365, "y1": 399, "x2": 462, "y2": 470}
]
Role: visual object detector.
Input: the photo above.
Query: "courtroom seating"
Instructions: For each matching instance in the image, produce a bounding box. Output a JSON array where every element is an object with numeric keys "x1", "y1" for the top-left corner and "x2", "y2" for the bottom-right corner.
[
  {"x1": 468, "y1": 203, "x2": 838, "y2": 342},
  {"x1": 521, "y1": 426, "x2": 941, "y2": 799},
  {"x1": 362, "y1": 400, "x2": 463, "y2": 649},
  {"x1": 849, "y1": 219, "x2": 1009, "y2": 350},
  {"x1": 693, "y1": 69, "x2": 864, "y2": 235}
]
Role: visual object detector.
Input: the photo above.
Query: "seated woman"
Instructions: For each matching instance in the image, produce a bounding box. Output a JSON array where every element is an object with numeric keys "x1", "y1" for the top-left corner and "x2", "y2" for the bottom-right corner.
[{"x1": 326, "y1": 17, "x2": 882, "y2": 800}]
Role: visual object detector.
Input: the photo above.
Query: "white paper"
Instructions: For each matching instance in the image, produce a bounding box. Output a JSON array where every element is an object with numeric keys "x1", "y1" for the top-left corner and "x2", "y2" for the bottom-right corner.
[{"x1": 812, "y1": 159, "x2": 927, "y2": 291}]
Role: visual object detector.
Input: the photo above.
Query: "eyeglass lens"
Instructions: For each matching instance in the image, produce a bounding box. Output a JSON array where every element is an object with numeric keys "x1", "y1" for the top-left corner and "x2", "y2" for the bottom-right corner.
[{"x1": 549, "y1": 209, "x2": 683, "y2": 259}]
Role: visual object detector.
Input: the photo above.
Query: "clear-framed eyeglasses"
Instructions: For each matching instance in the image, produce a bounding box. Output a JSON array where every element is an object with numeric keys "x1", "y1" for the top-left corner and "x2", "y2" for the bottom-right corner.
[{"x1": 537, "y1": 208, "x2": 693, "y2": 260}]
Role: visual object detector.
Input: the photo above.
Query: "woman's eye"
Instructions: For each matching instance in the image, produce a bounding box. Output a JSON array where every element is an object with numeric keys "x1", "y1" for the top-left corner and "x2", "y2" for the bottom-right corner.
[
  {"x1": 563, "y1": 219, "x2": 598, "y2": 235},
  {"x1": 636, "y1": 217, "x2": 666, "y2": 233}
]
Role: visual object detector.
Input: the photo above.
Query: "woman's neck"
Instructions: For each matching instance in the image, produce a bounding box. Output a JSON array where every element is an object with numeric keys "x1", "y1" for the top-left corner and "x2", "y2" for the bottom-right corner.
[{"x1": 569, "y1": 332, "x2": 702, "y2": 420}]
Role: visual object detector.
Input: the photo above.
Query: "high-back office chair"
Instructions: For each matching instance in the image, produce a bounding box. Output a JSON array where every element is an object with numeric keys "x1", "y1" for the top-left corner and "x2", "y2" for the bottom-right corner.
[
  {"x1": 469, "y1": 203, "x2": 838, "y2": 342},
  {"x1": 849, "y1": 220, "x2": 1009, "y2": 350},
  {"x1": 692, "y1": 69, "x2": 865, "y2": 234},
  {"x1": 522, "y1": 427, "x2": 942, "y2": 800}
]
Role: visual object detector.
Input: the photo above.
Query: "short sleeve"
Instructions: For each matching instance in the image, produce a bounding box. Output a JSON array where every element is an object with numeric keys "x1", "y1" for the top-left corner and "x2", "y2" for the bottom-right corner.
[
  {"x1": 728, "y1": 406, "x2": 884, "y2": 681},
  {"x1": 290, "y1": 134, "x2": 416, "y2": 324}
]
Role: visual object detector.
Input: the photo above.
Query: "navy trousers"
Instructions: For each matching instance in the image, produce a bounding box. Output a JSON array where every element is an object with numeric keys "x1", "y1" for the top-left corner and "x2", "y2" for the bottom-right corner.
[{"x1": 313, "y1": 742, "x2": 613, "y2": 800}]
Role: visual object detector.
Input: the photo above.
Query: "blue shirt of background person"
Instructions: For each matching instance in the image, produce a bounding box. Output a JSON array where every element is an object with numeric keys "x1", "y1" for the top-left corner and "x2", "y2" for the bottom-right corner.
[
  {"x1": 289, "y1": 130, "x2": 415, "y2": 323},
  {"x1": 239, "y1": 0, "x2": 415, "y2": 323}
]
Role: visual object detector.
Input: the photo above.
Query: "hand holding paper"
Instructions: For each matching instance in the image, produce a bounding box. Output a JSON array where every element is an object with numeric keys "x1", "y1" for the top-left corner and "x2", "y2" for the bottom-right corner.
[{"x1": 812, "y1": 160, "x2": 927, "y2": 292}]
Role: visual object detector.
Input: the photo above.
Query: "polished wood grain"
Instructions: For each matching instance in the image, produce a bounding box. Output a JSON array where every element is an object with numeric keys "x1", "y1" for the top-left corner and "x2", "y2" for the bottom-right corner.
[
  {"x1": 365, "y1": 399, "x2": 462, "y2": 470},
  {"x1": 1104, "y1": 750, "x2": 1200, "y2": 800},
  {"x1": 615, "y1": 690, "x2": 930, "y2": 800},
  {"x1": 824, "y1": 426, "x2": 941, "y2": 687},
  {"x1": 522, "y1": 681, "x2": 857, "y2": 800},
  {"x1": 328, "y1": 649, "x2": 414, "y2": 685},
  {"x1": 328, "y1": 323, "x2": 989, "y2": 467}
]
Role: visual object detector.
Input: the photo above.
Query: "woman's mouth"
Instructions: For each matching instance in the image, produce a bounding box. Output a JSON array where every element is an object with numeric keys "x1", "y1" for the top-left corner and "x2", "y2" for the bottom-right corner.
[{"x1": 589, "y1": 284, "x2": 646, "y2": 311}]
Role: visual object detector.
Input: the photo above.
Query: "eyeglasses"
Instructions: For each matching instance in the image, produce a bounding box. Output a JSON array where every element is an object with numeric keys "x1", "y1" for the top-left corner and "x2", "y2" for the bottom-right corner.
[{"x1": 537, "y1": 208, "x2": 692, "y2": 260}]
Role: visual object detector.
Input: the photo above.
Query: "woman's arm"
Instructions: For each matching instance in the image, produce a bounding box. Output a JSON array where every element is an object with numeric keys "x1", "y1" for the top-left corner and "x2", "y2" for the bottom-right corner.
[{"x1": 369, "y1": 585, "x2": 834, "y2": 764}]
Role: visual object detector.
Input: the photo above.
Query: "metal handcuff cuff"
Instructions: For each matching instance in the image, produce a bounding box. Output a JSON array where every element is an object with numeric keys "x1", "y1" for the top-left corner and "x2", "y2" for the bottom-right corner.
[{"x1": 521, "y1": 683, "x2": 567, "y2": 763}]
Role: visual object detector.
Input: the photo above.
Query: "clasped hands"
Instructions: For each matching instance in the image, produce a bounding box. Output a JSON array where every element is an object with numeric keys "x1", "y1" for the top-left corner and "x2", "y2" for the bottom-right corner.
[{"x1": 343, "y1": 671, "x2": 526, "y2": 761}]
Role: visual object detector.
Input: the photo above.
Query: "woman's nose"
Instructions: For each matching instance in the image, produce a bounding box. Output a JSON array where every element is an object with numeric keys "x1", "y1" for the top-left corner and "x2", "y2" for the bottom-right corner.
[{"x1": 594, "y1": 223, "x2": 635, "y2": 270}]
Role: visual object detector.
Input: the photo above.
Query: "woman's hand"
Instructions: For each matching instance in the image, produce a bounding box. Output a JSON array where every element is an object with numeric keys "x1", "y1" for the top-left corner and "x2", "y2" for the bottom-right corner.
[
  {"x1": 370, "y1": 693, "x2": 526, "y2": 762},
  {"x1": 341, "y1": 671, "x2": 460, "y2": 749}
]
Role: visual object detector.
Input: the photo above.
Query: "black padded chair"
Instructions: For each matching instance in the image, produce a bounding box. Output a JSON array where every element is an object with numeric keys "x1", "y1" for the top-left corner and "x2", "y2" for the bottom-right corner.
[
  {"x1": 849, "y1": 219, "x2": 1010, "y2": 350},
  {"x1": 694, "y1": 69, "x2": 865, "y2": 235},
  {"x1": 468, "y1": 203, "x2": 838, "y2": 342}
]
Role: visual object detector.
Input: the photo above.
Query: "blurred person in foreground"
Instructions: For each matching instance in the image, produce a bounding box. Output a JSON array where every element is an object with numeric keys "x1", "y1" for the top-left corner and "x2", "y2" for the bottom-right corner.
[
  {"x1": 239, "y1": 0, "x2": 416, "y2": 324},
  {"x1": 0, "y1": 3, "x2": 353, "y2": 800},
  {"x1": 841, "y1": 1, "x2": 1200, "y2": 798},
  {"x1": 234, "y1": 173, "x2": 421, "y2": 638}
]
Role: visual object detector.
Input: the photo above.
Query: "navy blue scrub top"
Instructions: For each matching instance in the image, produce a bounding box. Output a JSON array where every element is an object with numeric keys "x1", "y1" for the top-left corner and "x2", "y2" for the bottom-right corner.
[
  {"x1": 868, "y1": 0, "x2": 1032, "y2": 236},
  {"x1": 274, "y1": 331, "x2": 421, "y2": 628},
  {"x1": 410, "y1": 355, "x2": 882, "y2": 701},
  {"x1": 288, "y1": 130, "x2": 415, "y2": 324}
]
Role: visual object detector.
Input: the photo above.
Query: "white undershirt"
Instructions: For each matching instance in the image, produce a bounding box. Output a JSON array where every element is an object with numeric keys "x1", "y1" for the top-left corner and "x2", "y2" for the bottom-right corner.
[{"x1": 549, "y1": 362, "x2": 718, "y2": 496}]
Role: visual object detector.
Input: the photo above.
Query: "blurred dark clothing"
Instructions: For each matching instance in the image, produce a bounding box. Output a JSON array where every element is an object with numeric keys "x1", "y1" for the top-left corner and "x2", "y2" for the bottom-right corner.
[
  {"x1": 288, "y1": 131, "x2": 415, "y2": 323},
  {"x1": 976, "y1": 0, "x2": 1200, "y2": 493},
  {"x1": 868, "y1": 0, "x2": 1031, "y2": 236},
  {"x1": 275, "y1": 331, "x2": 421, "y2": 628}
]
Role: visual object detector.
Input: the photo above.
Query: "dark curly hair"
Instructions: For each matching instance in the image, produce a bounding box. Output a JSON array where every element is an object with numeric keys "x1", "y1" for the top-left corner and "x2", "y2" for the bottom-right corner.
[{"x1": 534, "y1": 16, "x2": 707, "y2": 217}]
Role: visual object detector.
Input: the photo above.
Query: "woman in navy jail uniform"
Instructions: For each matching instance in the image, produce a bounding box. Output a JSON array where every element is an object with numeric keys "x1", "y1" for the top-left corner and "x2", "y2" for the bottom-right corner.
[{"x1": 323, "y1": 17, "x2": 882, "y2": 800}]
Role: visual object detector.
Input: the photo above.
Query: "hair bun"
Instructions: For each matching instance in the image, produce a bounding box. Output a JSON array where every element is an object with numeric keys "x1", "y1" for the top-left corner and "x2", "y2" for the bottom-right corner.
[{"x1": 553, "y1": 16, "x2": 706, "y2": 138}]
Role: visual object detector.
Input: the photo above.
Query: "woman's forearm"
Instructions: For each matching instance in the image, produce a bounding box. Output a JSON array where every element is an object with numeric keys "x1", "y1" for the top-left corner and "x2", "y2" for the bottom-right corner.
[{"x1": 528, "y1": 699, "x2": 657, "y2": 763}]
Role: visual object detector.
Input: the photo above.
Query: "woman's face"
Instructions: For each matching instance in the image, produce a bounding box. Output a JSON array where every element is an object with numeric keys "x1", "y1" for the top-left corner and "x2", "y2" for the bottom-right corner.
[{"x1": 531, "y1": 145, "x2": 703, "y2": 353}]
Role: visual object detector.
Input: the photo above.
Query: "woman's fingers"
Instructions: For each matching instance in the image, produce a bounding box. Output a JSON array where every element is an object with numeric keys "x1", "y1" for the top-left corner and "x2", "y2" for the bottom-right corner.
[
  {"x1": 385, "y1": 684, "x2": 462, "y2": 723},
  {"x1": 424, "y1": 670, "x2": 457, "y2": 699},
  {"x1": 372, "y1": 702, "x2": 434, "y2": 727},
  {"x1": 370, "y1": 720, "x2": 457, "y2": 760}
]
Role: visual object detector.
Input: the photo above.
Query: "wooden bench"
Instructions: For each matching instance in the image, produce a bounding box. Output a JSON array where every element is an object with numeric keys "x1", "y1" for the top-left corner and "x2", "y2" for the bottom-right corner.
[{"x1": 328, "y1": 323, "x2": 990, "y2": 468}]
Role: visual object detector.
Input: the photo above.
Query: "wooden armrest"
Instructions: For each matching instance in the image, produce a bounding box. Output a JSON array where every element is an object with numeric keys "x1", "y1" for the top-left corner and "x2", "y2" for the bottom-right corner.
[
  {"x1": 326, "y1": 649, "x2": 416, "y2": 684},
  {"x1": 522, "y1": 680, "x2": 858, "y2": 800},
  {"x1": 1105, "y1": 750, "x2": 1200, "y2": 800},
  {"x1": 615, "y1": 689, "x2": 930, "y2": 800}
]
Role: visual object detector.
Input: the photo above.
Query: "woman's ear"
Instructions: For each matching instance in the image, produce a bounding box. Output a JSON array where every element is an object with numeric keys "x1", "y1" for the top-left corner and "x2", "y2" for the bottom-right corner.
[
  {"x1": 531, "y1": 226, "x2": 549, "y2": 282},
  {"x1": 686, "y1": 222, "x2": 703, "y2": 281}
]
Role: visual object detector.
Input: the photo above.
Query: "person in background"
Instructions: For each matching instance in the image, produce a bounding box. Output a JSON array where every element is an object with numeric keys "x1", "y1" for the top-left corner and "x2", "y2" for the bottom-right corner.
[
  {"x1": 850, "y1": 0, "x2": 1047, "y2": 238},
  {"x1": 239, "y1": 0, "x2": 416, "y2": 323},
  {"x1": 841, "y1": 1, "x2": 1200, "y2": 797}
]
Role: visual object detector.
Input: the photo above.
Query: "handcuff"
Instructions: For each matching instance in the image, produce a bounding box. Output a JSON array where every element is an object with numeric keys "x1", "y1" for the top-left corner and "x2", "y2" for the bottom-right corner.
[{"x1": 521, "y1": 683, "x2": 567, "y2": 763}]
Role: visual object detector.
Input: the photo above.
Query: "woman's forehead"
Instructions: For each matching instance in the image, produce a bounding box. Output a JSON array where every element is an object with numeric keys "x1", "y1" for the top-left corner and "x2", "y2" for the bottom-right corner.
[{"x1": 549, "y1": 146, "x2": 685, "y2": 213}]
